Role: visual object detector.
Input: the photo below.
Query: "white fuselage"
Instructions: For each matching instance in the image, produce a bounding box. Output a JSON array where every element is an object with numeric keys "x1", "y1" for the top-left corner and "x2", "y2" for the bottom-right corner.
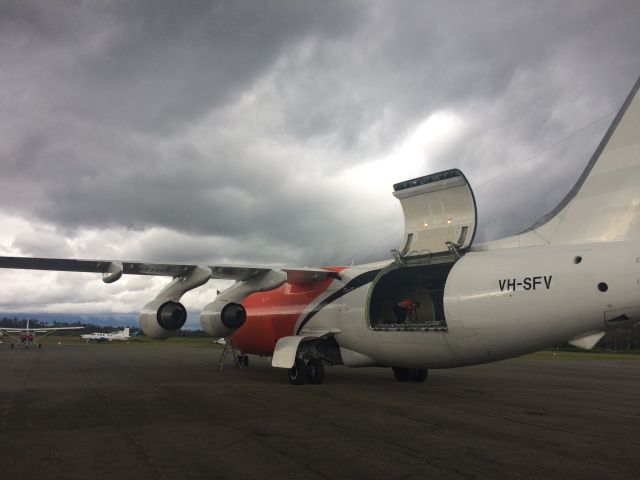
[
  {"x1": 82, "y1": 330, "x2": 129, "y2": 341},
  {"x1": 298, "y1": 240, "x2": 640, "y2": 368}
]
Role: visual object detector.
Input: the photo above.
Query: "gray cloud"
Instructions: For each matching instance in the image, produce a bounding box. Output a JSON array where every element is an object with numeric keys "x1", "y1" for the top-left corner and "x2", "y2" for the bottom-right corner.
[{"x1": 1, "y1": 0, "x2": 640, "y2": 317}]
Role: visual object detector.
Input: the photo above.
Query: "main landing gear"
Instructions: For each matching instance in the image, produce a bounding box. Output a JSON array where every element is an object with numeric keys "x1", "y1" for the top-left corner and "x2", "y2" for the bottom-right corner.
[
  {"x1": 392, "y1": 367, "x2": 429, "y2": 383},
  {"x1": 288, "y1": 358, "x2": 325, "y2": 385},
  {"x1": 237, "y1": 354, "x2": 249, "y2": 368}
]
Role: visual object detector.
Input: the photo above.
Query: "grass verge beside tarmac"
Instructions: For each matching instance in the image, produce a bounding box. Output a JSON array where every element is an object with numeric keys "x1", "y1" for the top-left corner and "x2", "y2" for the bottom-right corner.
[{"x1": 9, "y1": 334, "x2": 640, "y2": 358}]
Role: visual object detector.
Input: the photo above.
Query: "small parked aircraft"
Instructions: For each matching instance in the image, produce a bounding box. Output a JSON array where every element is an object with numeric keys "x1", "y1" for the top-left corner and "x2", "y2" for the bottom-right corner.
[
  {"x1": 0, "y1": 319, "x2": 83, "y2": 348},
  {"x1": 81, "y1": 327, "x2": 130, "y2": 343},
  {"x1": 0, "y1": 75, "x2": 639, "y2": 383}
]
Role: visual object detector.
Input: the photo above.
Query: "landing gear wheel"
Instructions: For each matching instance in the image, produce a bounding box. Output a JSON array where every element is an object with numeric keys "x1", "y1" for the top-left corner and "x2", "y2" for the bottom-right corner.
[
  {"x1": 411, "y1": 368, "x2": 428, "y2": 382},
  {"x1": 38, "y1": 343, "x2": 42, "y2": 349},
  {"x1": 288, "y1": 359, "x2": 308, "y2": 385},
  {"x1": 10, "y1": 343, "x2": 14, "y2": 349},
  {"x1": 392, "y1": 367, "x2": 412, "y2": 382},
  {"x1": 238, "y1": 355, "x2": 249, "y2": 368},
  {"x1": 306, "y1": 359, "x2": 325, "y2": 385}
]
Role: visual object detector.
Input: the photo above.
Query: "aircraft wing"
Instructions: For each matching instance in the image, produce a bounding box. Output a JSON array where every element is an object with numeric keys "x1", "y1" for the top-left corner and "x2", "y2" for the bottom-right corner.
[
  {"x1": 25, "y1": 327, "x2": 84, "y2": 332},
  {"x1": 0, "y1": 326, "x2": 83, "y2": 332},
  {"x1": 0, "y1": 256, "x2": 338, "y2": 283}
]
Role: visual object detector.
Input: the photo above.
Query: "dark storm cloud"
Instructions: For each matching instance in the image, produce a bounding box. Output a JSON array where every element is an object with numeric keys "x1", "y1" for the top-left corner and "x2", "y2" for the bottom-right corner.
[
  {"x1": 1, "y1": 0, "x2": 640, "y2": 269},
  {"x1": 1, "y1": 0, "x2": 361, "y2": 132}
]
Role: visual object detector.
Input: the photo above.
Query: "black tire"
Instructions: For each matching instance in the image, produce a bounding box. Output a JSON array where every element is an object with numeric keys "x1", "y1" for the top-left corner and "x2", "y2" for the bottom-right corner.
[
  {"x1": 306, "y1": 359, "x2": 325, "y2": 385},
  {"x1": 392, "y1": 367, "x2": 412, "y2": 382},
  {"x1": 239, "y1": 355, "x2": 249, "y2": 368},
  {"x1": 288, "y1": 359, "x2": 308, "y2": 385},
  {"x1": 10, "y1": 343, "x2": 14, "y2": 349},
  {"x1": 38, "y1": 343, "x2": 42, "y2": 349},
  {"x1": 411, "y1": 368, "x2": 428, "y2": 382}
]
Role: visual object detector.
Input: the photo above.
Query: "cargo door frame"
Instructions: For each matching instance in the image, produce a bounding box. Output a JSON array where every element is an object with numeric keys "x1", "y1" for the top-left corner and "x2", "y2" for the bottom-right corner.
[{"x1": 367, "y1": 169, "x2": 477, "y2": 333}]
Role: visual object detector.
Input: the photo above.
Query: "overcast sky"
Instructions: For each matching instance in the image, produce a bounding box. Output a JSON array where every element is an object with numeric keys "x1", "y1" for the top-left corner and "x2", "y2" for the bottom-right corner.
[{"x1": 1, "y1": 0, "x2": 639, "y2": 325}]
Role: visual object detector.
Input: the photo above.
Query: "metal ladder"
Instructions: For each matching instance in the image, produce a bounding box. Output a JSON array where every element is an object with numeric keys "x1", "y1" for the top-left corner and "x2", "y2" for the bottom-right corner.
[{"x1": 217, "y1": 337, "x2": 243, "y2": 370}]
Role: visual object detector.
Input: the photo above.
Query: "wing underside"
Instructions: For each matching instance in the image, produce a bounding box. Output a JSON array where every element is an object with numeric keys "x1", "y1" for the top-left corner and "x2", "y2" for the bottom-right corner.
[
  {"x1": 0, "y1": 256, "x2": 338, "y2": 283},
  {"x1": 0, "y1": 327, "x2": 82, "y2": 332}
]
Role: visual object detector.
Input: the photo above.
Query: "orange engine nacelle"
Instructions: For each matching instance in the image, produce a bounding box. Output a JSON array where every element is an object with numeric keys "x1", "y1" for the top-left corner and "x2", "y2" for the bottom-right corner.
[{"x1": 232, "y1": 274, "x2": 340, "y2": 356}]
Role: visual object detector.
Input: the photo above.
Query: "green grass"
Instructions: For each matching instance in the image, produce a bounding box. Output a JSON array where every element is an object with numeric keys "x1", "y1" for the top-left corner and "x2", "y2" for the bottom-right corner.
[
  {"x1": 6, "y1": 334, "x2": 223, "y2": 349},
  {"x1": 127, "y1": 336, "x2": 223, "y2": 348},
  {"x1": 528, "y1": 350, "x2": 640, "y2": 360},
  {"x1": 7, "y1": 335, "x2": 639, "y2": 359}
]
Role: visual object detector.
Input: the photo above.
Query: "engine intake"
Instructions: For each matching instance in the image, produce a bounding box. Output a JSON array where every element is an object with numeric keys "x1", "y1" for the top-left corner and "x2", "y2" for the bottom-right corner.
[
  {"x1": 157, "y1": 301, "x2": 187, "y2": 330},
  {"x1": 140, "y1": 299, "x2": 188, "y2": 339},
  {"x1": 221, "y1": 303, "x2": 246, "y2": 329},
  {"x1": 201, "y1": 300, "x2": 246, "y2": 338}
]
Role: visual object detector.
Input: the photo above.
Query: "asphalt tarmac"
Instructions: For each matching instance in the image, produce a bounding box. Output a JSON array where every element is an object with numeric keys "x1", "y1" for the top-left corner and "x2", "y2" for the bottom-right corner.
[{"x1": 0, "y1": 341, "x2": 638, "y2": 480}]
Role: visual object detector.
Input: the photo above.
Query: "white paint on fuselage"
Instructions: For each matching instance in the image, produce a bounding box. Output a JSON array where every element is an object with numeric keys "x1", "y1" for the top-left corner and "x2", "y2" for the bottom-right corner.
[{"x1": 301, "y1": 241, "x2": 640, "y2": 369}]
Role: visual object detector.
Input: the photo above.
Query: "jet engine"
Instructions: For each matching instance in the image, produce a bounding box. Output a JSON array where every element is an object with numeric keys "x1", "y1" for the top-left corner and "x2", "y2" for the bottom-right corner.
[
  {"x1": 137, "y1": 265, "x2": 212, "y2": 339},
  {"x1": 199, "y1": 269, "x2": 286, "y2": 338},
  {"x1": 139, "y1": 298, "x2": 188, "y2": 339},
  {"x1": 200, "y1": 299, "x2": 247, "y2": 338}
]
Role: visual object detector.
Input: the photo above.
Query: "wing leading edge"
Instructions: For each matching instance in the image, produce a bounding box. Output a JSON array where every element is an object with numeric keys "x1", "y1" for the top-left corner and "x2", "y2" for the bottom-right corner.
[
  {"x1": 0, "y1": 326, "x2": 83, "y2": 332},
  {"x1": 0, "y1": 256, "x2": 339, "y2": 283}
]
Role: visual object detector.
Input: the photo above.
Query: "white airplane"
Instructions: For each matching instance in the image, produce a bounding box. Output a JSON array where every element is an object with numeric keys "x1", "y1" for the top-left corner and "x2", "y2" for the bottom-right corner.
[
  {"x1": 0, "y1": 319, "x2": 83, "y2": 349},
  {"x1": 0, "y1": 75, "x2": 639, "y2": 384},
  {"x1": 81, "y1": 327, "x2": 131, "y2": 343}
]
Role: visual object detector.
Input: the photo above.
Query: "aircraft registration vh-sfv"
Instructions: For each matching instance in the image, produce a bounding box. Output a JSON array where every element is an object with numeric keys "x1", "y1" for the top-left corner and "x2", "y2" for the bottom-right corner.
[{"x1": 2, "y1": 75, "x2": 640, "y2": 385}]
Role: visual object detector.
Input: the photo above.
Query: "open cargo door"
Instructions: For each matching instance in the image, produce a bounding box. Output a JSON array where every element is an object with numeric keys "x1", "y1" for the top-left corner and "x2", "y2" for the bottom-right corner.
[{"x1": 393, "y1": 169, "x2": 477, "y2": 263}]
